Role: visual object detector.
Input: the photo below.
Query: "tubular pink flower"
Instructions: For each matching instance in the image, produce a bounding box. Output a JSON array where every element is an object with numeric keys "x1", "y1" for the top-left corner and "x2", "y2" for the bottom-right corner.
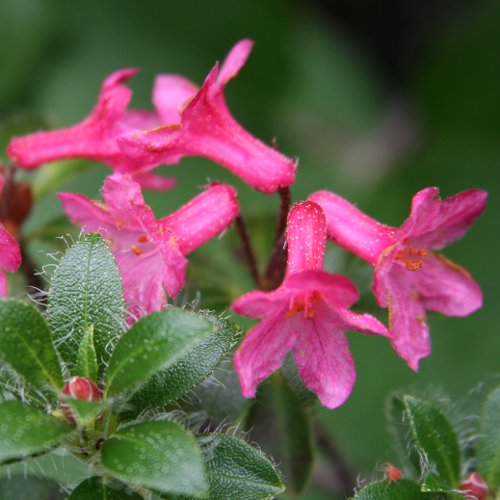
[
  {"x1": 118, "y1": 39, "x2": 297, "y2": 194},
  {"x1": 0, "y1": 175, "x2": 22, "y2": 296},
  {"x1": 7, "y1": 69, "x2": 176, "y2": 191},
  {"x1": 232, "y1": 201, "x2": 387, "y2": 409},
  {"x1": 309, "y1": 188, "x2": 487, "y2": 371},
  {"x1": 58, "y1": 174, "x2": 239, "y2": 318}
]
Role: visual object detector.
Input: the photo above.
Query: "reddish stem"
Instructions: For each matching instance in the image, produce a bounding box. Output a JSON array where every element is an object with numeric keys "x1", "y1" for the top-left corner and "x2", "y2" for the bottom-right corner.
[
  {"x1": 263, "y1": 187, "x2": 290, "y2": 290},
  {"x1": 235, "y1": 214, "x2": 261, "y2": 289}
]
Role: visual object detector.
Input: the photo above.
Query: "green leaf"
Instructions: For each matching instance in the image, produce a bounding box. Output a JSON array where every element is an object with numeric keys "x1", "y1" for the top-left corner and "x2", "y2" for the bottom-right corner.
[
  {"x1": 185, "y1": 356, "x2": 248, "y2": 426},
  {"x1": 123, "y1": 315, "x2": 243, "y2": 416},
  {"x1": 105, "y1": 308, "x2": 213, "y2": 397},
  {"x1": 421, "y1": 473, "x2": 454, "y2": 493},
  {"x1": 69, "y1": 476, "x2": 142, "y2": 499},
  {"x1": 0, "y1": 475, "x2": 64, "y2": 500},
  {"x1": 403, "y1": 396, "x2": 460, "y2": 487},
  {"x1": 0, "y1": 299, "x2": 63, "y2": 390},
  {"x1": 477, "y1": 384, "x2": 500, "y2": 489},
  {"x1": 0, "y1": 401, "x2": 72, "y2": 462},
  {"x1": 75, "y1": 324, "x2": 98, "y2": 382},
  {"x1": 62, "y1": 398, "x2": 108, "y2": 428},
  {"x1": 198, "y1": 434, "x2": 284, "y2": 500},
  {"x1": 353, "y1": 479, "x2": 433, "y2": 499},
  {"x1": 0, "y1": 451, "x2": 93, "y2": 488},
  {"x1": 386, "y1": 394, "x2": 421, "y2": 475},
  {"x1": 47, "y1": 233, "x2": 125, "y2": 374},
  {"x1": 101, "y1": 420, "x2": 208, "y2": 497},
  {"x1": 243, "y1": 375, "x2": 314, "y2": 496}
]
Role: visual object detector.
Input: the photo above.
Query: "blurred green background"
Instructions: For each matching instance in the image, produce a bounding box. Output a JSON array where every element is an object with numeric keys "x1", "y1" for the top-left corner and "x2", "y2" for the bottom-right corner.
[{"x1": 1, "y1": 0, "x2": 499, "y2": 498}]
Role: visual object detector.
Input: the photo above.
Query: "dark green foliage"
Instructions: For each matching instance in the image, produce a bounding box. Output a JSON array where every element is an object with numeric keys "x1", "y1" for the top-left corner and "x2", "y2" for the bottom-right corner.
[
  {"x1": 0, "y1": 298, "x2": 63, "y2": 391},
  {"x1": 0, "y1": 401, "x2": 72, "y2": 462}
]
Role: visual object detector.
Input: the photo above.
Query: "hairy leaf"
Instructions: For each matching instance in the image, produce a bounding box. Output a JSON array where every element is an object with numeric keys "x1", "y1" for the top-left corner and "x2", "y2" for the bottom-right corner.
[
  {"x1": 48, "y1": 233, "x2": 124, "y2": 373},
  {"x1": 105, "y1": 308, "x2": 213, "y2": 397},
  {"x1": 0, "y1": 401, "x2": 72, "y2": 463},
  {"x1": 101, "y1": 421, "x2": 207, "y2": 497}
]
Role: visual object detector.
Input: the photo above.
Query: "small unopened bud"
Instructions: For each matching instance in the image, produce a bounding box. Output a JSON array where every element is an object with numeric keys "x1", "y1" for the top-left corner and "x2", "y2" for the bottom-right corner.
[
  {"x1": 459, "y1": 472, "x2": 489, "y2": 500},
  {"x1": 61, "y1": 377, "x2": 101, "y2": 423}
]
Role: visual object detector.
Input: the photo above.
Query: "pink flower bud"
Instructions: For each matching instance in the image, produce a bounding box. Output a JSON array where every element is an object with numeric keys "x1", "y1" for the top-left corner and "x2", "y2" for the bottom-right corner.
[
  {"x1": 62, "y1": 377, "x2": 101, "y2": 401},
  {"x1": 61, "y1": 377, "x2": 101, "y2": 423},
  {"x1": 459, "y1": 472, "x2": 489, "y2": 500}
]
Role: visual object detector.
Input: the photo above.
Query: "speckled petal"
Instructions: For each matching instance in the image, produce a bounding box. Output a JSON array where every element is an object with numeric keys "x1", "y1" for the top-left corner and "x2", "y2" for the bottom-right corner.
[
  {"x1": 159, "y1": 183, "x2": 239, "y2": 255},
  {"x1": 118, "y1": 41, "x2": 297, "y2": 194},
  {"x1": 286, "y1": 201, "x2": 326, "y2": 275},
  {"x1": 101, "y1": 174, "x2": 157, "y2": 233},
  {"x1": 7, "y1": 69, "x2": 137, "y2": 169},
  {"x1": 0, "y1": 224, "x2": 21, "y2": 273},
  {"x1": 231, "y1": 288, "x2": 290, "y2": 318},
  {"x1": 382, "y1": 266, "x2": 431, "y2": 371},
  {"x1": 234, "y1": 304, "x2": 298, "y2": 398},
  {"x1": 309, "y1": 190, "x2": 395, "y2": 265},
  {"x1": 283, "y1": 270, "x2": 359, "y2": 309},
  {"x1": 58, "y1": 192, "x2": 116, "y2": 234},
  {"x1": 415, "y1": 252, "x2": 483, "y2": 317},
  {"x1": 292, "y1": 302, "x2": 356, "y2": 409},
  {"x1": 402, "y1": 188, "x2": 488, "y2": 249}
]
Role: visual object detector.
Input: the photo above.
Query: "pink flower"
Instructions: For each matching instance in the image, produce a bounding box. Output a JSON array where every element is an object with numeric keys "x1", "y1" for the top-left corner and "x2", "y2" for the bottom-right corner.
[
  {"x1": 0, "y1": 174, "x2": 22, "y2": 296},
  {"x1": 232, "y1": 201, "x2": 387, "y2": 409},
  {"x1": 118, "y1": 39, "x2": 297, "y2": 194},
  {"x1": 309, "y1": 188, "x2": 487, "y2": 370},
  {"x1": 7, "y1": 69, "x2": 176, "y2": 191},
  {"x1": 59, "y1": 174, "x2": 239, "y2": 318}
]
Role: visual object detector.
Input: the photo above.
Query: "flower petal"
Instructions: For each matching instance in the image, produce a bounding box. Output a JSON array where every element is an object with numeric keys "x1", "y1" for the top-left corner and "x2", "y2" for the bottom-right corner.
[
  {"x1": 398, "y1": 188, "x2": 441, "y2": 241},
  {"x1": 215, "y1": 39, "x2": 254, "y2": 90},
  {"x1": 132, "y1": 171, "x2": 176, "y2": 191},
  {"x1": 101, "y1": 174, "x2": 157, "y2": 233},
  {"x1": 309, "y1": 190, "x2": 395, "y2": 265},
  {"x1": 234, "y1": 305, "x2": 298, "y2": 398},
  {"x1": 415, "y1": 252, "x2": 483, "y2": 316},
  {"x1": 58, "y1": 192, "x2": 116, "y2": 234},
  {"x1": 382, "y1": 266, "x2": 431, "y2": 371},
  {"x1": 159, "y1": 183, "x2": 239, "y2": 255},
  {"x1": 286, "y1": 201, "x2": 326, "y2": 275},
  {"x1": 114, "y1": 246, "x2": 168, "y2": 317},
  {"x1": 231, "y1": 288, "x2": 289, "y2": 318},
  {"x1": 0, "y1": 270, "x2": 6, "y2": 297},
  {"x1": 284, "y1": 270, "x2": 359, "y2": 309},
  {"x1": 153, "y1": 75, "x2": 199, "y2": 124},
  {"x1": 337, "y1": 309, "x2": 388, "y2": 336},
  {"x1": 118, "y1": 42, "x2": 296, "y2": 194},
  {"x1": 0, "y1": 224, "x2": 21, "y2": 272},
  {"x1": 7, "y1": 69, "x2": 137, "y2": 169},
  {"x1": 404, "y1": 189, "x2": 488, "y2": 250},
  {"x1": 292, "y1": 302, "x2": 356, "y2": 409}
]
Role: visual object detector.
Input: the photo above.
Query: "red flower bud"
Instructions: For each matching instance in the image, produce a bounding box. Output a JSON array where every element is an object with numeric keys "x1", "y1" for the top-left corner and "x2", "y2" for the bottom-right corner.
[
  {"x1": 62, "y1": 377, "x2": 101, "y2": 401},
  {"x1": 459, "y1": 472, "x2": 489, "y2": 500},
  {"x1": 61, "y1": 377, "x2": 101, "y2": 423}
]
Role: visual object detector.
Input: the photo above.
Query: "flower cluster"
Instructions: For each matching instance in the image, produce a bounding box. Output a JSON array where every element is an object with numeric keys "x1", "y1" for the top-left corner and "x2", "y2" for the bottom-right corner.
[{"x1": 3, "y1": 40, "x2": 487, "y2": 408}]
